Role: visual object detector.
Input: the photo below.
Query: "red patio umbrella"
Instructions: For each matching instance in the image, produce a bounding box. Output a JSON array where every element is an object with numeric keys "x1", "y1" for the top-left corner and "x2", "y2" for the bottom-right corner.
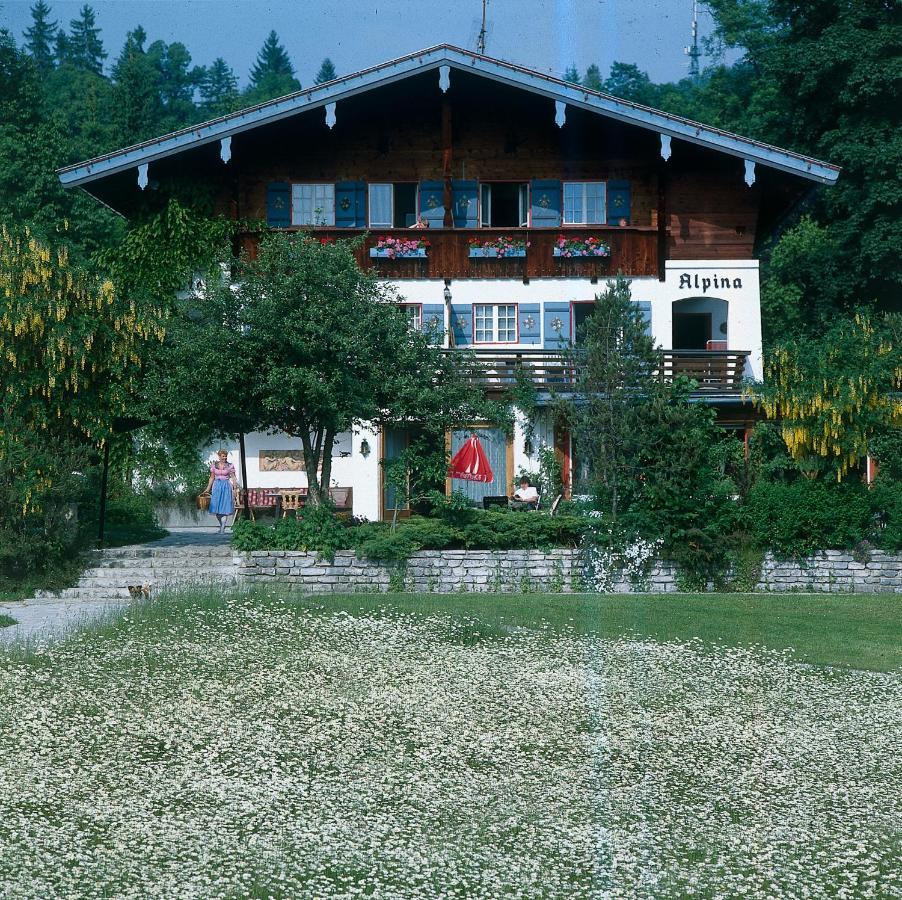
[{"x1": 448, "y1": 433, "x2": 494, "y2": 483}]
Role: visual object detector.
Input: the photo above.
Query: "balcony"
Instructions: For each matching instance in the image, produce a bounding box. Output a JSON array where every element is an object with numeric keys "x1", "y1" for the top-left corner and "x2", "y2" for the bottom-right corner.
[
  {"x1": 238, "y1": 226, "x2": 659, "y2": 279},
  {"x1": 450, "y1": 348, "x2": 751, "y2": 396}
]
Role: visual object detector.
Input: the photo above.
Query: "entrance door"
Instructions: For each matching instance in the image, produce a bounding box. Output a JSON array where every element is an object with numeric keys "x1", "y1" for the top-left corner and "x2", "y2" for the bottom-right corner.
[
  {"x1": 672, "y1": 312, "x2": 712, "y2": 349},
  {"x1": 449, "y1": 428, "x2": 509, "y2": 504}
]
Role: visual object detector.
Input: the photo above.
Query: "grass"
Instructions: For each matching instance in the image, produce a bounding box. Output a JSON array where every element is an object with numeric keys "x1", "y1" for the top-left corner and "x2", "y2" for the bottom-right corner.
[
  {"x1": 0, "y1": 588, "x2": 899, "y2": 897},
  {"x1": 300, "y1": 591, "x2": 902, "y2": 673},
  {"x1": 0, "y1": 614, "x2": 15, "y2": 629}
]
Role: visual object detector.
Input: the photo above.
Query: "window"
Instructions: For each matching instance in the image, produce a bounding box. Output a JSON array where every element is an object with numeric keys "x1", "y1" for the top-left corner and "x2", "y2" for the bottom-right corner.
[
  {"x1": 368, "y1": 183, "x2": 418, "y2": 227},
  {"x1": 291, "y1": 183, "x2": 335, "y2": 226},
  {"x1": 479, "y1": 183, "x2": 528, "y2": 227},
  {"x1": 474, "y1": 304, "x2": 518, "y2": 343},
  {"x1": 563, "y1": 181, "x2": 606, "y2": 225},
  {"x1": 400, "y1": 303, "x2": 422, "y2": 331}
]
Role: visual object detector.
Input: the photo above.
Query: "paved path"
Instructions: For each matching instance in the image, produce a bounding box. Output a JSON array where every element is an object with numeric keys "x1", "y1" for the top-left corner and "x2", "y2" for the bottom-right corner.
[
  {"x1": 0, "y1": 597, "x2": 130, "y2": 646},
  {"x1": 142, "y1": 526, "x2": 233, "y2": 547}
]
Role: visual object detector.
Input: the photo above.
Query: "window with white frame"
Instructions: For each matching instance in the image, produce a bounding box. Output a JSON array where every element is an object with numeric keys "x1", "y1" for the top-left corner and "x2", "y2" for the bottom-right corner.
[
  {"x1": 368, "y1": 183, "x2": 418, "y2": 227},
  {"x1": 291, "y1": 183, "x2": 335, "y2": 226},
  {"x1": 563, "y1": 181, "x2": 606, "y2": 225},
  {"x1": 479, "y1": 183, "x2": 529, "y2": 227},
  {"x1": 474, "y1": 304, "x2": 517, "y2": 343},
  {"x1": 401, "y1": 303, "x2": 422, "y2": 331}
]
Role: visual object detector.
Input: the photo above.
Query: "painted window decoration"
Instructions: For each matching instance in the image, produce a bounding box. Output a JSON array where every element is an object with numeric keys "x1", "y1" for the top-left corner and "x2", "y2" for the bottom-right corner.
[
  {"x1": 563, "y1": 181, "x2": 606, "y2": 225},
  {"x1": 474, "y1": 303, "x2": 518, "y2": 343},
  {"x1": 291, "y1": 183, "x2": 335, "y2": 226},
  {"x1": 368, "y1": 183, "x2": 418, "y2": 228}
]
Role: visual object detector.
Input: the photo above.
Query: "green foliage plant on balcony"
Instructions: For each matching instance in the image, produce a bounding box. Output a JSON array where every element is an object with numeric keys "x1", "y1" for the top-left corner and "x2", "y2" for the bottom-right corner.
[
  {"x1": 468, "y1": 235, "x2": 529, "y2": 258},
  {"x1": 554, "y1": 235, "x2": 611, "y2": 257}
]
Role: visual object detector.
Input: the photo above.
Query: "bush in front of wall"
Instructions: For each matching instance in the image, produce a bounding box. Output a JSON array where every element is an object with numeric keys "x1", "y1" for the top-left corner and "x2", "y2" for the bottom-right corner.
[
  {"x1": 232, "y1": 503, "x2": 349, "y2": 560},
  {"x1": 743, "y1": 478, "x2": 876, "y2": 559}
]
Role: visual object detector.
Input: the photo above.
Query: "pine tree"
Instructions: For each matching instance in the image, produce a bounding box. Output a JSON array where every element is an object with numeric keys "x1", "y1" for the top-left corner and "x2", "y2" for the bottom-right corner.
[
  {"x1": 583, "y1": 64, "x2": 602, "y2": 91},
  {"x1": 314, "y1": 57, "x2": 336, "y2": 84},
  {"x1": 110, "y1": 27, "x2": 163, "y2": 143},
  {"x1": 150, "y1": 40, "x2": 203, "y2": 127},
  {"x1": 53, "y1": 28, "x2": 70, "y2": 66},
  {"x1": 563, "y1": 64, "x2": 580, "y2": 85},
  {"x1": 67, "y1": 4, "x2": 107, "y2": 75},
  {"x1": 200, "y1": 58, "x2": 239, "y2": 116},
  {"x1": 24, "y1": 1, "x2": 57, "y2": 71},
  {"x1": 246, "y1": 30, "x2": 300, "y2": 103}
]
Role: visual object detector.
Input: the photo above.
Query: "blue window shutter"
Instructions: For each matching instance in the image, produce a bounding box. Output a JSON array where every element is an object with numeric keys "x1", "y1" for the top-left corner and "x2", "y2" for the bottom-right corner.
[
  {"x1": 335, "y1": 181, "x2": 365, "y2": 227},
  {"x1": 543, "y1": 301, "x2": 571, "y2": 349},
  {"x1": 607, "y1": 180, "x2": 631, "y2": 225},
  {"x1": 451, "y1": 180, "x2": 478, "y2": 228},
  {"x1": 519, "y1": 303, "x2": 541, "y2": 345},
  {"x1": 419, "y1": 181, "x2": 446, "y2": 227},
  {"x1": 266, "y1": 182, "x2": 290, "y2": 228},
  {"x1": 421, "y1": 303, "x2": 445, "y2": 344},
  {"x1": 635, "y1": 300, "x2": 652, "y2": 336},
  {"x1": 450, "y1": 304, "x2": 472, "y2": 346},
  {"x1": 530, "y1": 180, "x2": 561, "y2": 227}
]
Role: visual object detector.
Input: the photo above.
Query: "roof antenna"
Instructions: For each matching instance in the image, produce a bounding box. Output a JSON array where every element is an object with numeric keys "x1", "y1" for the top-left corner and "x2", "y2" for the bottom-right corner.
[
  {"x1": 476, "y1": 0, "x2": 489, "y2": 55},
  {"x1": 684, "y1": 0, "x2": 701, "y2": 82}
]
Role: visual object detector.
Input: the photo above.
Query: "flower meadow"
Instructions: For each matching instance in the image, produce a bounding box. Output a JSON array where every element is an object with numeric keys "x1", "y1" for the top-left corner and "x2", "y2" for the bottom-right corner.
[{"x1": 0, "y1": 592, "x2": 900, "y2": 899}]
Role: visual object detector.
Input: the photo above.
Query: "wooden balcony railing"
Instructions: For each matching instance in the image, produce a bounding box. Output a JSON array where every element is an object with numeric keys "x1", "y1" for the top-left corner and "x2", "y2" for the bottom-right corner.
[
  {"x1": 449, "y1": 348, "x2": 751, "y2": 394},
  {"x1": 238, "y1": 226, "x2": 659, "y2": 279}
]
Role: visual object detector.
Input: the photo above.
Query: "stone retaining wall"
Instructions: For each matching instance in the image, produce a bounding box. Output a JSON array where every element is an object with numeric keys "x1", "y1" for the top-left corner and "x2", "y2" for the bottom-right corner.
[{"x1": 235, "y1": 549, "x2": 901, "y2": 594}]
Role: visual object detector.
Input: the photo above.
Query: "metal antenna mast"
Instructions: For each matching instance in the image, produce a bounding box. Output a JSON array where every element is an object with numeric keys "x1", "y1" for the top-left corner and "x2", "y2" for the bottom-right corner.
[
  {"x1": 476, "y1": 0, "x2": 488, "y2": 55},
  {"x1": 686, "y1": 0, "x2": 701, "y2": 81}
]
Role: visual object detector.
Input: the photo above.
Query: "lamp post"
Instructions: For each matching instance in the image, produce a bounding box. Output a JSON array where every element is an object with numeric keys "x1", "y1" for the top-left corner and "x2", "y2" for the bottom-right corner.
[{"x1": 443, "y1": 281, "x2": 452, "y2": 347}]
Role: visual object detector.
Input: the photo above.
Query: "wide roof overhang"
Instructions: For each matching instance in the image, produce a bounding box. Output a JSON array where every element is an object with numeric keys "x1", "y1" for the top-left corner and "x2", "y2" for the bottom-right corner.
[{"x1": 58, "y1": 43, "x2": 840, "y2": 190}]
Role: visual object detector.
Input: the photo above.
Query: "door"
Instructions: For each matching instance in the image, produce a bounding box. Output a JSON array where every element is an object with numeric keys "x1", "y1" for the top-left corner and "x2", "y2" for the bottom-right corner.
[
  {"x1": 449, "y1": 428, "x2": 509, "y2": 505},
  {"x1": 672, "y1": 312, "x2": 712, "y2": 349}
]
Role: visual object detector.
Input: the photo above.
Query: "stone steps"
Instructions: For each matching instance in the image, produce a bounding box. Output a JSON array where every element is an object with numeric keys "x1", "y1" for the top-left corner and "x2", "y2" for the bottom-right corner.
[{"x1": 33, "y1": 545, "x2": 240, "y2": 602}]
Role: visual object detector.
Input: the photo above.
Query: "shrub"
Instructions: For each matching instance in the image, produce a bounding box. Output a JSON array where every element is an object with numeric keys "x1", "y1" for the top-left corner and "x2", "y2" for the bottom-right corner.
[
  {"x1": 743, "y1": 479, "x2": 876, "y2": 558},
  {"x1": 870, "y1": 475, "x2": 902, "y2": 552},
  {"x1": 232, "y1": 504, "x2": 349, "y2": 560}
]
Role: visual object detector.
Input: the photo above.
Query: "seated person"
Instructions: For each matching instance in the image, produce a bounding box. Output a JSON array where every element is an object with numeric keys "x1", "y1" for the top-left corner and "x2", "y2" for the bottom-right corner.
[
  {"x1": 510, "y1": 477, "x2": 539, "y2": 510},
  {"x1": 409, "y1": 215, "x2": 430, "y2": 229}
]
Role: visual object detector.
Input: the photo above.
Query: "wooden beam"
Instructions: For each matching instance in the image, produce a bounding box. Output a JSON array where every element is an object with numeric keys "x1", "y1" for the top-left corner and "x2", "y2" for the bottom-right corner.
[
  {"x1": 442, "y1": 97, "x2": 453, "y2": 227},
  {"x1": 657, "y1": 163, "x2": 668, "y2": 282}
]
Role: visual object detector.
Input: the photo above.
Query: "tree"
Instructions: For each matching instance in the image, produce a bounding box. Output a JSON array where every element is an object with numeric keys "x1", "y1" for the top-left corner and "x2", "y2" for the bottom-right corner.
[
  {"x1": 200, "y1": 57, "x2": 239, "y2": 116},
  {"x1": 571, "y1": 278, "x2": 662, "y2": 520},
  {"x1": 753, "y1": 312, "x2": 902, "y2": 480},
  {"x1": 67, "y1": 4, "x2": 107, "y2": 75},
  {"x1": 53, "y1": 28, "x2": 70, "y2": 66},
  {"x1": 603, "y1": 62, "x2": 658, "y2": 105},
  {"x1": 148, "y1": 40, "x2": 204, "y2": 129},
  {"x1": 110, "y1": 27, "x2": 164, "y2": 144},
  {"x1": 314, "y1": 57, "x2": 336, "y2": 84},
  {"x1": 563, "y1": 64, "x2": 581, "y2": 85},
  {"x1": 24, "y1": 0, "x2": 57, "y2": 71},
  {"x1": 203, "y1": 234, "x2": 485, "y2": 505},
  {"x1": 245, "y1": 30, "x2": 300, "y2": 104},
  {"x1": 583, "y1": 64, "x2": 602, "y2": 91}
]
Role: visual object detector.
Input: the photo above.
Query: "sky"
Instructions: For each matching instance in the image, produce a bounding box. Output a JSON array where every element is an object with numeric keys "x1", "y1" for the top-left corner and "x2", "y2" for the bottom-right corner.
[{"x1": 0, "y1": 0, "x2": 728, "y2": 88}]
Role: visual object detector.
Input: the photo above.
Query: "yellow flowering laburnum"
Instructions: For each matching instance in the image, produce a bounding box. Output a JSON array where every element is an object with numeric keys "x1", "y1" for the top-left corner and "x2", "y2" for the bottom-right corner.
[
  {"x1": 752, "y1": 313, "x2": 902, "y2": 479},
  {"x1": 0, "y1": 224, "x2": 166, "y2": 442}
]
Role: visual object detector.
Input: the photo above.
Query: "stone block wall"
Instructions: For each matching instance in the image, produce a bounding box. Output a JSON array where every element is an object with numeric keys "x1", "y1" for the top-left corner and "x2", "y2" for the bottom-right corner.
[{"x1": 234, "y1": 549, "x2": 901, "y2": 594}]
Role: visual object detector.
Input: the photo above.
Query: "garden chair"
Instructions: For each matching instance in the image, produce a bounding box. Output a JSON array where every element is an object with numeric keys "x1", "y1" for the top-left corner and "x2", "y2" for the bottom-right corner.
[{"x1": 280, "y1": 490, "x2": 306, "y2": 518}]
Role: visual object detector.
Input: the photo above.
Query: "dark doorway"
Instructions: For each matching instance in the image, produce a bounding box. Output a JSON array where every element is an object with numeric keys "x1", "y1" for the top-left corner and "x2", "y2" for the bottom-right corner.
[{"x1": 672, "y1": 312, "x2": 712, "y2": 349}]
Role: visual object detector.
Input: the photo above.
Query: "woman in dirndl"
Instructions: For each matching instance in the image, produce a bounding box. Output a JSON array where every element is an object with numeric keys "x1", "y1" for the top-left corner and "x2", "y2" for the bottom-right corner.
[{"x1": 204, "y1": 449, "x2": 238, "y2": 533}]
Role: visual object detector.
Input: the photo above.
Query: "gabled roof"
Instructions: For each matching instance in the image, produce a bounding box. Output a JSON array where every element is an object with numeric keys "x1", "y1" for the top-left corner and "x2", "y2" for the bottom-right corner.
[{"x1": 58, "y1": 43, "x2": 839, "y2": 187}]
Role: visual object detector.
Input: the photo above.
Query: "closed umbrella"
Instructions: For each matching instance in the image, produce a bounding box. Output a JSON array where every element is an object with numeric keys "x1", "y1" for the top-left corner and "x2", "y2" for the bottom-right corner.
[{"x1": 448, "y1": 433, "x2": 494, "y2": 483}]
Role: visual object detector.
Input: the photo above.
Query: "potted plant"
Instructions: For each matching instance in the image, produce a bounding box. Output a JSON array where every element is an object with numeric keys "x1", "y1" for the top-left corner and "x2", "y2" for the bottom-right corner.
[{"x1": 468, "y1": 235, "x2": 529, "y2": 258}]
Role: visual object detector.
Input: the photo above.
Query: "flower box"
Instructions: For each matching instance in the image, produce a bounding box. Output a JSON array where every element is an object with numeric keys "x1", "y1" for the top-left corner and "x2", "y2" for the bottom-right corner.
[
  {"x1": 468, "y1": 247, "x2": 527, "y2": 258},
  {"x1": 370, "y1": 247, "x2": 427, "y2": 259},
  {"x1": 552, "y1": 247, "x2": 611, "y2": 258},
  {"x1": 554, "y1": 236, "x2": 611, "y2": 258}
]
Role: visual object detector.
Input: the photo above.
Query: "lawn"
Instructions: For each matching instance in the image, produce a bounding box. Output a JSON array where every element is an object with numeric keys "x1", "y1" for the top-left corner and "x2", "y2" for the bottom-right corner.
[{"x1": 0, "y1": 590, "x2": 899, "y2": 898}]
